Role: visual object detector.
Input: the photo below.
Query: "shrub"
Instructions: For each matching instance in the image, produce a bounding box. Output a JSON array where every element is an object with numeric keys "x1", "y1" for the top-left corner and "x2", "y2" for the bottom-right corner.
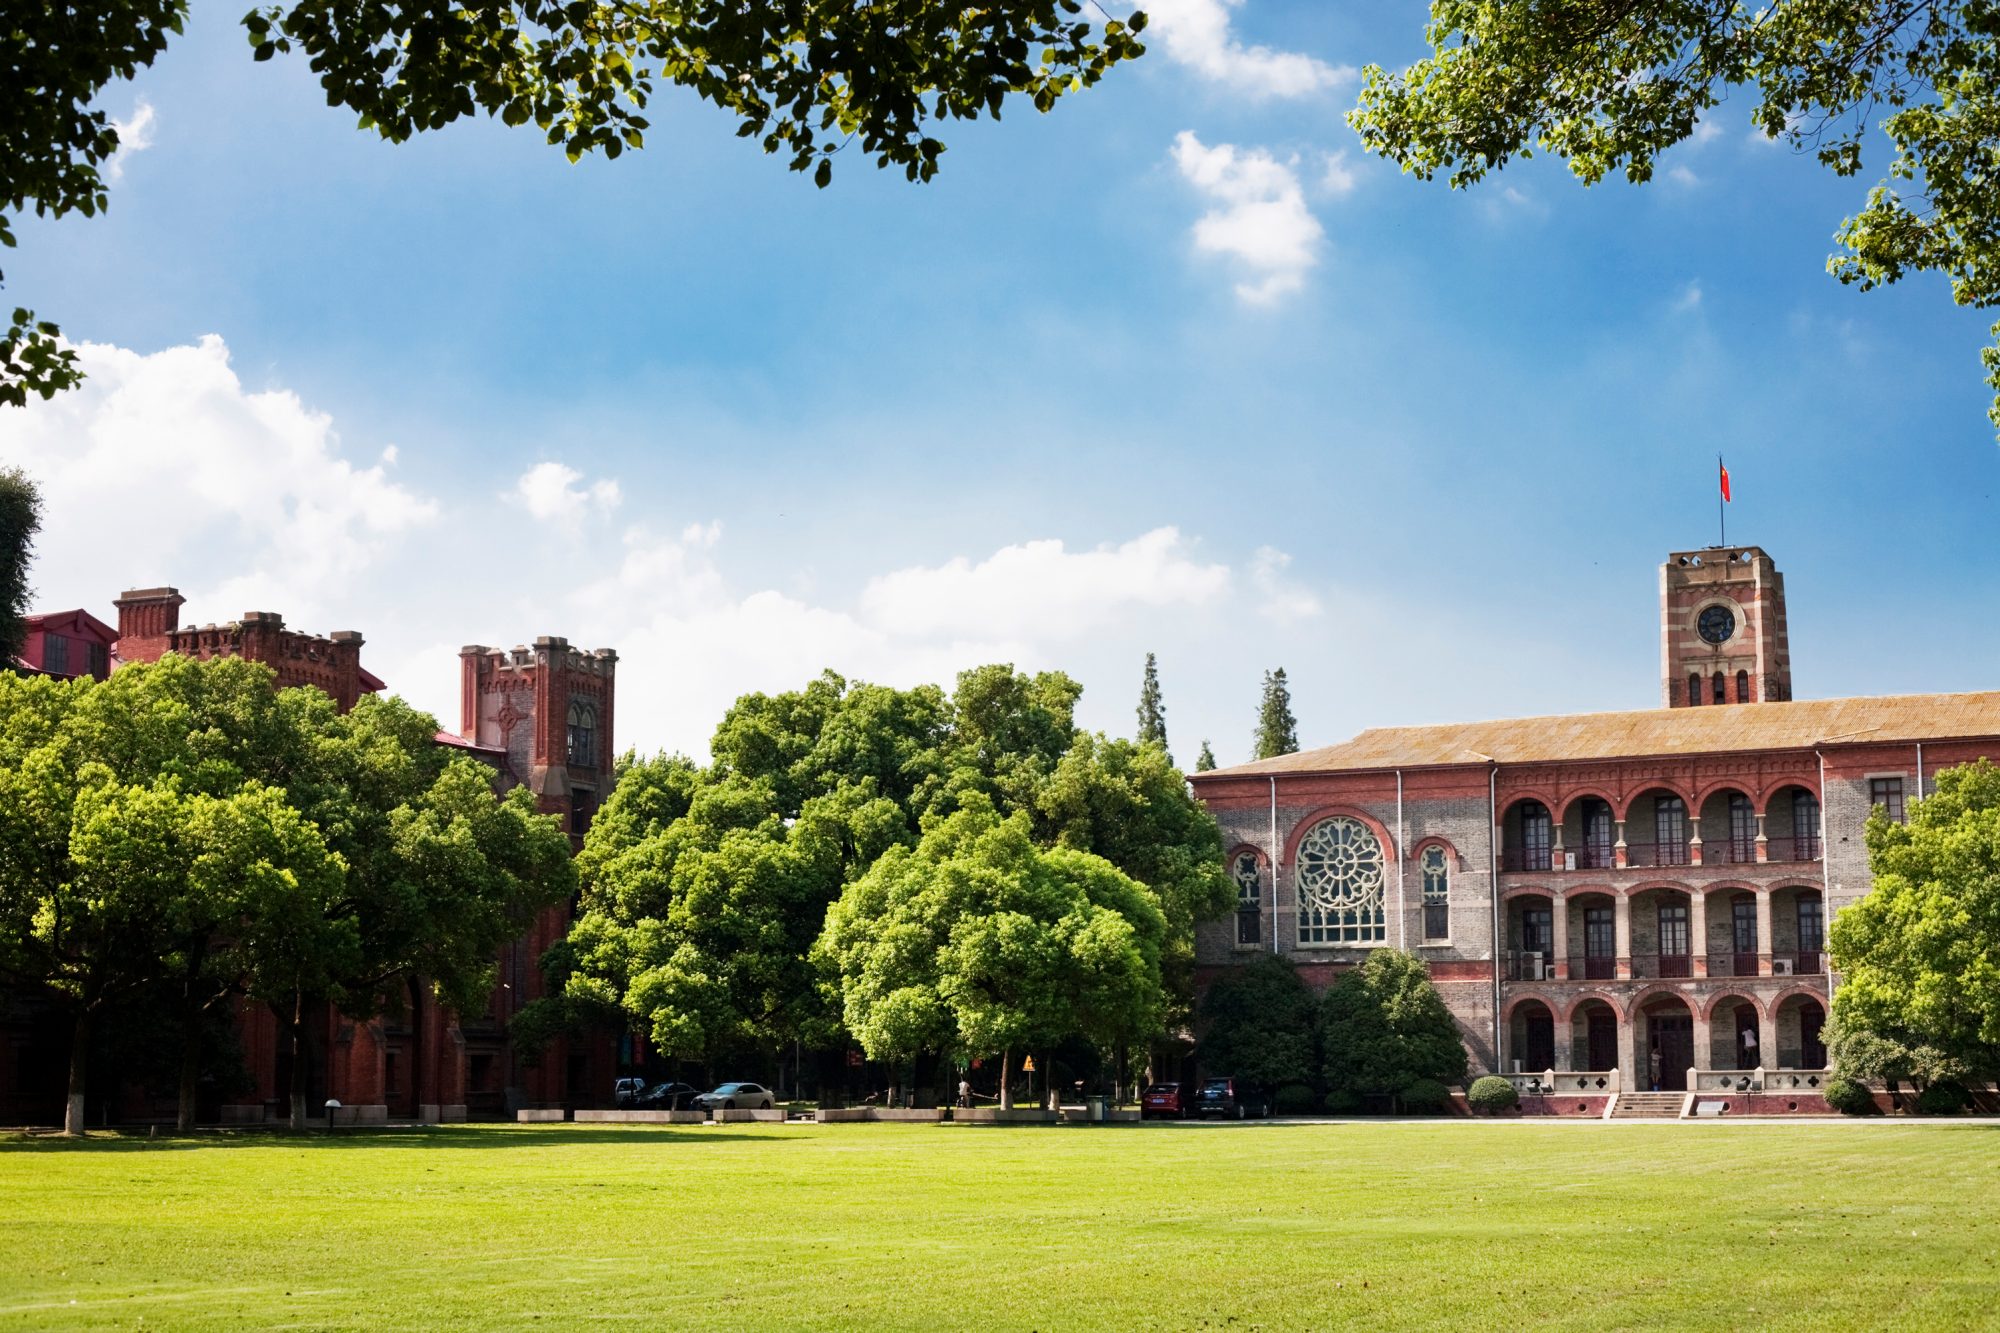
[
  {"x1": 1323, "y1": 1089, "x2": 1360, "y2": 1114},
  {"x1": 1466, "y1": 1075, "x2": 1518, "y2": 1115},
  {"x1": 1914, "y1": 1083, "x2": 1967, "y2": 1116},
  {"x1": 1272, "y1": 1084, "x2": 1319, "y2": 1116},
  {"x1": 1400, "y1": 1078, "x2": 1451, "y2": 1113},
  {"x1": 1822, "y1": 1076, "x2": 1875, "y2": 1116}
]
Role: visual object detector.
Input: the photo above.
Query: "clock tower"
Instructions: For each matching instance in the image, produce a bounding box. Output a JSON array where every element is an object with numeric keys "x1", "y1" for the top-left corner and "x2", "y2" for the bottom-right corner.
[{"x1": 1660, "y1": 546, "x2": 1792, "y2": 707}]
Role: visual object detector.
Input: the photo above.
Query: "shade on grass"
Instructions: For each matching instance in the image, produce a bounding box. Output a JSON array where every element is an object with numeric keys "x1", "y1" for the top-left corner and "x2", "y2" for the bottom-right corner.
[{"x1": 1, "y1": 1122, "x2": 1996, "y2": 1329}]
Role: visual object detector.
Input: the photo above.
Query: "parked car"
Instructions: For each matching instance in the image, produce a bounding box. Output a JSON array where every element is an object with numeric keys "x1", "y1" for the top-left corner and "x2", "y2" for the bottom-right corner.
[
  {"x1": 694, "y1": 1082, "x2": 776, "y2": 1111},
  {"x1": 1193, "y1": 1077, "x2": 1271, "y2": 1119},
  {"x1": 1140, "y1": 1082, "x2": 1186, "y2": 1120},
  {"x1": 613, "y1": 1077, "x2": 649, "y2": 1108},
  {"x1": 635, "y1": 1081, "x2": 704, "y2": 1110}
]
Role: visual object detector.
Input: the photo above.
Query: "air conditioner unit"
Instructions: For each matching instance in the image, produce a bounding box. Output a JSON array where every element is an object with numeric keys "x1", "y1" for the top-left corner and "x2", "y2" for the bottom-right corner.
[
  {"x1": 1527, "y1": 957, "x2": 1547, "y2": 980},
  {"x1": 1772, "y1": 958, "x2": 1795, "y2": 976}
]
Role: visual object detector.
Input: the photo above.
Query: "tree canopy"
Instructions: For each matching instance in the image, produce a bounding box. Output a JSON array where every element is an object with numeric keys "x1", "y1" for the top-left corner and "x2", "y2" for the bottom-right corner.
[
  {"x1": 1353, "y1": 0, "x2": 2000, "y2": 437},
  {"x1": 1253, "y1": 668, "x2": 1299, "y2": 760},
  {"x1": 550, "y1": 665, "x2": 1232, "y2": 1087},
  {"x1": 0, "y1": 468, "x2": 39, "y2": 661},
  {"x1": 1830, "y1": 759, "x2": 2000, "y2": 1091},
  {"x1": 1195, "y1": 953, "x2": 1319, "y2": 1091},
  {"x1": 1136, "y1": 652, "x2": 1168, "y2": 758},
  {"x1": 1319, "y1": 949, "x2": 1467, "y2": 1107},
  {"x1": 2, "y1": 0, "x2": 1146, "y2": 409}
]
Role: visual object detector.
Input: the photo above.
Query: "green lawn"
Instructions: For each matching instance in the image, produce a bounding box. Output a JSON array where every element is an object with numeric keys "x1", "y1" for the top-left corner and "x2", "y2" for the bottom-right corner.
[{"x1": 2, "y1": 1121, "x2": 1996, "y2": 1330}]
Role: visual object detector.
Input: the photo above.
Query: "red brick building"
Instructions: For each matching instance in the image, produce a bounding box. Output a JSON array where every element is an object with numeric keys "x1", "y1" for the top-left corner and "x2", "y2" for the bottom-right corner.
[
  {"x1": 1190, "y1": 546, "x2": 2000, "y2": 1115},
  {"x1": 0, "y1": 587, "x2": 618, "y2": 1127}
]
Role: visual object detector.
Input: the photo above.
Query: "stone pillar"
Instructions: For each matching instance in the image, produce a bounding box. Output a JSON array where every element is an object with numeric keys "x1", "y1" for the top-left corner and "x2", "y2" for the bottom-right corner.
[
  {"x1": 1692, "y1": 1011, "x2": 1712, "y2": 1072},
  {"x1": 1689, "y1": 890, "x2": 1708, "y2": 977},
  {"x1": 1551, "y1": 895, "x2": 1571, "y2": 980},
  {"x1": 1613, "y1": 819, "x2": 1629, "y2": 869},
  {"x1": 1754, "y1": 812, "x2": 1769, "y2": 864},
  {"x1": 1758, "y1": 1004, "x2": 1778, "y2": 1070},
  {"x1": 1688, "y1": 830, "x2": 1704, "y2": 867},
  {"x1": 1756, "y1": 890, "x2": 1774, "y2": 976},
  {"x1": 1551, "y1": 822, "x2": 1566, "y2": 872},
  {"x1": 1614, "y1": 892, "x2": 1632, "y2": 980},
  {"x1": 1617, "y1": 1013, "x2": 1639, "y2": 1085}
]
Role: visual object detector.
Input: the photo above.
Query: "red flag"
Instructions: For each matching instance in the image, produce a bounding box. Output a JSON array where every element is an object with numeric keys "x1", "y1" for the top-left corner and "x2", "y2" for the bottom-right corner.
[{"x1": 1719, "y1": 460, "x2": 1732, "y2": 503}]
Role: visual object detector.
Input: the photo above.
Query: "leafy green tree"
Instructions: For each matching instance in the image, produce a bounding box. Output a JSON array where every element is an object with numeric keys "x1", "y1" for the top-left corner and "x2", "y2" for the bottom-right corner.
[
  {"x1": 1136, "y1": 652, "x2": 1169, "y2": 760},
  {"x1": 0, "y1": 467, "x2": 38, "y2": 660},
  {"x1": 1253, "y1": 668, "x2": 1299, "y2": 760},
  {"x1": 1195, "y1": 740, "x2": 1216, "y2": 773},
  {"x1": 3, "y1": 1, "x2": 1146, "y2": 409},
  {"x1": 1353, "y1": 0, "x2": 2000, "y2": 436},
  {"x1": 817, "y1": 797, "x2": 1166, "y2": 1109},
  {"x1": 1196, "y1": 954, "x2": 1319, "y2": 1091},
  {"x1": 1320, "y1": 949, "x2": 1468, "y2": 1110},
  {"x1": 1830, "y1": 759, "x2": 2000, "y2": 1091}
]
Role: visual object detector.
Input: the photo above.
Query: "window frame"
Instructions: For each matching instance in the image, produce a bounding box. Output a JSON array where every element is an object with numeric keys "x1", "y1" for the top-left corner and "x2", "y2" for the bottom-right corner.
[
  {"x1": 1419, "y1": 845, "x2": 1450, "y2": 943},
  {"x1": 1294, "y1": 815, "x2": 1387, "y2": 946}
]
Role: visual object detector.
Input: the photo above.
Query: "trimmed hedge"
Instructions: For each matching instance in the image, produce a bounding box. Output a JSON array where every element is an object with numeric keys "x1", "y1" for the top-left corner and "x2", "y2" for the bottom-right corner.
[
  {"x1": 1823, "y1": 1076, "x2": 1875, "y2": 1116},
  {"x1": 1272, "y1": 1084, "x2": 1320, "y2": 1116},
  {"x1": 1914, "y1": 1083, "x2": 1967, "y2": 1116},
  {"x1": 1323, "y1": 1089, "x2": 1360, "y2": 1115},
  {"x1": 1400, "y1": 1078, "x2": 1451, "y2": 1113},
  {"x1": 1466, "y1": 1075, "x2": 1518, "y2": 1115}
]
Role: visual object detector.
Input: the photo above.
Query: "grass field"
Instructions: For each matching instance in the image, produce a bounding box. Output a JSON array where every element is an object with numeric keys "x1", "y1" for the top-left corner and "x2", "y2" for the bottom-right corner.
[{"x1": 2, "y1": 1121, "x2": 1997, "y2": 1331}]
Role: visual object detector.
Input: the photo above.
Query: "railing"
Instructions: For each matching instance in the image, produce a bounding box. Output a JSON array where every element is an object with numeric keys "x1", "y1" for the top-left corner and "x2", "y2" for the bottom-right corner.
[
  {"x1": 1569, "y1": 952, "x2": 1617, "y2": 980},
  {"x1": 1769, "y1": 950, "x2": 1826, "y2": 977},
  {"x1": 1504, "y1": 949, "x2": 1554, "y2": 982},
  {"x1": 1629, "y1": 952, "x2": 1693, "y2": 979},
  {"x1": 1624, "y1": 841, "x2": 1691, "y2": 868},
  {"x1": 1575, "y1": 845, "x2": 1616, "y2": 870},
  {"x1": 1501, "y1": 1069, "x2": 1619, "y2": 1095},
  {"x1": 1714, "y1": 837, "x2": 1760, "y2": 865},
  {"x1": 1706, "y1": 952, "x2": 1762, "y2": 978},
  {"x1": 1692, "y1": 1068, "x2": 1827, "y2": 1093},
  {"x1": 1235, "y1": 909, "x2": 1262, "y2": 946},
  {"x1": 1765, "y1": 835, "x2": 1823, "y2": 863},
  {"x1": 1501, "y1": 846, "x2": 1551, "y2": 872}
]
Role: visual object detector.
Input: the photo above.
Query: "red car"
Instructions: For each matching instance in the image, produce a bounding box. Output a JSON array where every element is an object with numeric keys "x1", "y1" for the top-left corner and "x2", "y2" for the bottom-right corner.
[{"x1": 1140, "y1": 1082, "x2": 1186, "y2": 1120}]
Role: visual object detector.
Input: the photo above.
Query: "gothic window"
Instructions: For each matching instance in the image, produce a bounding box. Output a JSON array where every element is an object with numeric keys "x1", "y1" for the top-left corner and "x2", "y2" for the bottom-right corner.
[
  {"x1": 1735, "y1": 669, "x2": 1750, "y2": 703},
  {"x1": 1687, "y1": 674, "x2": 1701, "y2": 706},
  {"x1": 1711, "y1": 671, "x2": 1726, "y2": 704},
  {"x1": 1295, "y1": 816, "x2": 1386, "y2": 944},
  {"x1": 1232, "y1": 851, "x2": 1263, "y2": 946},
  {"x1": 1420, "y1": 846, "x2": 1449, "y2": 941},
  {"x1": 566, "y1": 701, "x2": 597, "y2": 769}
]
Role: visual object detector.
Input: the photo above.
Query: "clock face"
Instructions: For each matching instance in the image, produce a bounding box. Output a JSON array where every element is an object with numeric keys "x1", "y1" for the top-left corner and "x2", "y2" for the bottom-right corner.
[{"x1": 1697, "y1": 605, "x2": 1737, "y2": 646}]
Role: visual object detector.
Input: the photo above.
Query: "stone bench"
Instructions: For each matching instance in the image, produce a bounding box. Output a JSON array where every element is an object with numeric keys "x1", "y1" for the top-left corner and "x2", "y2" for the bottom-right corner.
[
  {"x1": 418, "y1": 1104, "x2": 468, "y2": 1124},
  {"x1": 950, "y1": 1107, "x2": 1058, "y2": 1124},
  {"x1": 713, "y1": 1108, "x2": 787, "y2": 1123},
  {"x1": 329, "y1": 1104, "x2": 388, "y2": 1126},
  {"x1": 574, "y1": 1109, "x2": 704, "y2": 1124},
  {"x1": 515, "y1": 1108, "x2": 565, "y2": 1123}
]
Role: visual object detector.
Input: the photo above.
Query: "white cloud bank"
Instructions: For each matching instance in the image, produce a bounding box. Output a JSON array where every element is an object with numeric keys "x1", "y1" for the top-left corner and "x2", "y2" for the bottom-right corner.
[
  {"x1": 1173, "y1": 131, "x2": 1323, "y2": 304},
  {"x1": 107, "y1": 100, "x2": 157, "y2": 182},
  {"x1": 1145, "y1": 0, "x2": 1353, "y2": 98},
  {"x1": 0, "y1": 336, "x2": 1330, "y2": 761}
]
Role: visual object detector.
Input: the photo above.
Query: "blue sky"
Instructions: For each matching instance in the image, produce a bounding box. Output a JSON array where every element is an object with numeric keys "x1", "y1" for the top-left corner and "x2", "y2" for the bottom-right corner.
[{"x1": 4, "y1": 1, "x2": 1997, "y2": 763}]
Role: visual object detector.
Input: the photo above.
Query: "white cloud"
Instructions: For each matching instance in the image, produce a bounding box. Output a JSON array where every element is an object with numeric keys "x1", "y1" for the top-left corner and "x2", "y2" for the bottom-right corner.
[
  {"x1": 0, "y1": 335, "x2": 1347, "y2": 762},
  {"x1": 1249, "y1": 546, "x2": 1322, "y2": 623},
  {"x1": 509, "y1": 460, "x2": 621, "y2": 526},
  {"x1": 1173, "y1": 131, "x2": 1323, "y2": 304},
  {"x1": 1665, "y1": 163, "x2": 1700, "y2": 188},
  {"x1": 1318, "y1": 150, "x2": 1359, "y2": 197},
  {"x1": 1145, "y1": 0, "x2": 1354, "y2": 98},
  {"x1": 1479, "y1": 183, "x2": 1550, "y2": 223},
  {"x1": 1674, "y1": 281, "x2": 1703, "y2": 312},
  {"x1": 106, "y1": 100, "x2": 156, "y2": 182},
  {"x1": 0, "y1": 334, "x2": 434, "y2": 629},
  {"x1": 1690, "y1": 117, "x2": 1722, "y2": 147}
]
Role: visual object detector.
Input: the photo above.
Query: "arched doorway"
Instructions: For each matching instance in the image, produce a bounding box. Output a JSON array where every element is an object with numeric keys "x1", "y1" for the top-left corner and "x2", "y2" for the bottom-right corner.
[
  {"x1": 1509, "y1": 999, "x2": 1557, "y2": 1074},
  {"x1": 1776, "y1": 994, "x2": 1829, "y2": 1069},
  {"x1": 1569, "y1": 998, "x2": 1619, "y2": 1072},
  {"x1": 1707, "y1": 996, "x2": 1761, "y2": 1070},
  {"x1": 1638, "y1": 996, "x2": 1695, "y2": 1092}
]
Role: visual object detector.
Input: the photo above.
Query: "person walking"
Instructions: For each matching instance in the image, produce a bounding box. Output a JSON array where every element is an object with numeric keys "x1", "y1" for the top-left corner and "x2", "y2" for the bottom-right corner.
[
  {"x1": 957, "y1": 1077, "x2": 971, "y2": 1109},
  {"x1": 1647, "y1": 1044, "x2": 1663, "y2": 1092}
]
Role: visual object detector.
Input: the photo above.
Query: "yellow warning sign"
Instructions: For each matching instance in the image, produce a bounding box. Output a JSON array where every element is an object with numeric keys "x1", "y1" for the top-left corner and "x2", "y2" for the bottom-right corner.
[{"x1": 1022, "y1": 1056, "x2": 1036, "y2": 1072}]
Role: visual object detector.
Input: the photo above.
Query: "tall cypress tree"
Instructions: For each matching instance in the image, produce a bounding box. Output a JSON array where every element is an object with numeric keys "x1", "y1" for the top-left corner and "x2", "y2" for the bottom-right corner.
[
  {"x1": 1253, "y1": 668, "x2": 1299, "y2": 760},
  {"x1": 1136, "y1": 652, "x2": 1169, "y2": 760},
  {"x1": 1195, "y1": 740, "x2": 1216, "y2": 772},
  {"x1": 0, "y1": 467, "x2": 41, "y2": 662}
]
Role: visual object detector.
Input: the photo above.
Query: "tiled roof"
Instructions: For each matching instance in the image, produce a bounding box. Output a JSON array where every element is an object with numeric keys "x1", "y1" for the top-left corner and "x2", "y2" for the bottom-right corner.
[{"x1": 1201, "y1": 691, "x2": 2000, "y2": 777}]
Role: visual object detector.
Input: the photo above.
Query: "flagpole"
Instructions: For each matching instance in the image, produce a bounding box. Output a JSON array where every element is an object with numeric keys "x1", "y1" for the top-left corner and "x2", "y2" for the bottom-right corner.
[{"x1": 1717, "y1": 453, "x2": 1726, "y2": 547}]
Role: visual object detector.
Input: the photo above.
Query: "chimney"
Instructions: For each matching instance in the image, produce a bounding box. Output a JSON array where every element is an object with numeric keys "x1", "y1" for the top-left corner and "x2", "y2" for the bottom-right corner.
[{"x1": 112, "y1": 587, "x2": 185, "y2": 665}]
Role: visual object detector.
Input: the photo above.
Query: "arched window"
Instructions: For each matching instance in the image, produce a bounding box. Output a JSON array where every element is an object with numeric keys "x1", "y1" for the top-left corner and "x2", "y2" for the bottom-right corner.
[
  {"x1": 1687, "y1": 674, "x2": 1702, "y2": 706},
  {"x1": 1711, "y1": 671, "x2": 1726, "y2": 704},
  {"x1": 1735, "y1": 668, "x2": 1750, "y2": 703},
  {"x1": 1296, "y1": 816, "x2": 1386, "y2": 944},
  {"x1": 1231, "y1": 851, "x2": 1263, "y2": 946},
  {"x1": 566, "y1": 700, "x2": 597, "y2": 769},
  {"x1": 1420, "y1": 846, "x2": 1449, "y2": 941}
]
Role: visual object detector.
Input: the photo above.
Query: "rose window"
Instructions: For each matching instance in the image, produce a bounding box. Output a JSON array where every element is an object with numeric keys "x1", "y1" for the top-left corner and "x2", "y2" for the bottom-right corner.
[{"x1": 1295, "y1": 816, "x2": 1386, "y2": 944}]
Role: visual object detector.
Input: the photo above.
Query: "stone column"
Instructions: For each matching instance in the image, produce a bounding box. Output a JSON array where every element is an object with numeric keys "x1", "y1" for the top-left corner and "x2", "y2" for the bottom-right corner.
[
  {"x1": 1758, "y1": 1004, "x2": 1778, "y2": 1070},
  {"x1": 1613, "y1": 819, "x2": 1629, "y2": 869},
  {"x1": 1551, "y1": 821, "x2": 1566, "y2": 872},
  {"x1": 1614, "y1": 892, "x2": 1632, "y2": 980},
  {"x1": 1754, "y1": 812, "x2": 1769, "y2": 864},
  {"x1": 1756, "y1": 890, "x2": 1774, "y2": 977},
  {"x1": 1617, "y1": 1013, "x2": 1639, "y2": 1085},
  {"x1": 1692, "y1": 1010, "x2": 1713, "y2": 1074},
  {"x1": 1688, "y1": 830, "x2": 1704, "y2": 867},
  {"x1": 1551, "y1": 894, "x2": 1571, "y2": 981},
  {"x1": 1689, "y1": 889, "x2": 1708, "y2": 977}
]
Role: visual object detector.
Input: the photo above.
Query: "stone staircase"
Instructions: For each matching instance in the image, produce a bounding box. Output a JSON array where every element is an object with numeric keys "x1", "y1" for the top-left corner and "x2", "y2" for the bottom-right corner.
[{"x1": 1609, "y1": 1092, "x2": 1686, "y2": 1119}]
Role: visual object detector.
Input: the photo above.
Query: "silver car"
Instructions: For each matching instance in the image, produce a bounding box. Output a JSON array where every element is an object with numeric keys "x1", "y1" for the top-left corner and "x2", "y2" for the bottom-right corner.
[{"x1": 695, "y1": 1081, "x2": 775, "y2": 1110}]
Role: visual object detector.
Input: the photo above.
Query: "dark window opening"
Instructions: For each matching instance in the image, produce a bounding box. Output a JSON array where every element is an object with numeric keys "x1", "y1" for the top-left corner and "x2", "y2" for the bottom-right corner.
[
  {"x1": 1870, "y1": 777, "x2": 1906, "y2": 823},
  {"x1": 1711, "y1": 672, "x2": 1726, "y2": 704},
  {"x1": 1687, "y1": 674, "x2": 1701, "y2": 706},
  {"x1": 566, "y1": 700, "x2": 597, "y2": 770},
  {"x1": 43, "y1": 634, "x2": 68, "y2": 676},
  {"x1": 1735, "y1": 669, "x2": 1750, "y2": 703}
]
